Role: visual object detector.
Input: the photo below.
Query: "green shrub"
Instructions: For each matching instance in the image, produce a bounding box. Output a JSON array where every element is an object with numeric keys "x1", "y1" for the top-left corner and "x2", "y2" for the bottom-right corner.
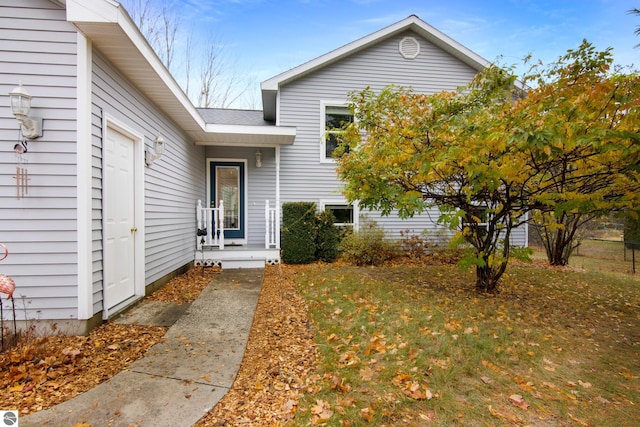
[
  {"x1": 339, "y1": 220, "x2": 399, "y2": 266},
  {"x1": 315, "y1": 210, "x2": 340, "y2": 262},
  {"x1": 282, "y1": 202, "x2": 317, "y2": 264}
]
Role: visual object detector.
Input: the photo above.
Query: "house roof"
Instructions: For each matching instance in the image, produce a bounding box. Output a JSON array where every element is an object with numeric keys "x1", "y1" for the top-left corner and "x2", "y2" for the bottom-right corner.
[
  {"x1": 64, "y1": 0, "x2": 294, "y2": 146},
  {"x1": 198, "y1": 108, "x2": 273, "y2": 126},
  {"x1": 195, "y1": 108, "x2": 294, "y2": 147},
  {"x1": 260, "y1": 14, "x2": 491, "y2": 122}
]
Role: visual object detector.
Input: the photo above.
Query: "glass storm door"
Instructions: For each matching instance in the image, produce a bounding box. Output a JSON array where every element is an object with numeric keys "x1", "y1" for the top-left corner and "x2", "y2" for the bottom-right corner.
[{"x1": 210, "y1": 161, "x2": 245, "y2": 240}]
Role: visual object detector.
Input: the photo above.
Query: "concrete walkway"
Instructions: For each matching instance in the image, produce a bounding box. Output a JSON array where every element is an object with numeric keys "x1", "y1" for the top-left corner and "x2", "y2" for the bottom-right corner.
[{"x1": 22, "y1": 268, "x2": 264, "y2": 427}]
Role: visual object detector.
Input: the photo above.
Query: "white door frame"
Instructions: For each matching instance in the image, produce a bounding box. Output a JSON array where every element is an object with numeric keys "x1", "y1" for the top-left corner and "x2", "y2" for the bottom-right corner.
[
  {"x1": 102, "y1": 115, "x2": 145, "y2": 318},
  {"x1": 206, "y1": 158, "x2": 249, "y2": 245}
]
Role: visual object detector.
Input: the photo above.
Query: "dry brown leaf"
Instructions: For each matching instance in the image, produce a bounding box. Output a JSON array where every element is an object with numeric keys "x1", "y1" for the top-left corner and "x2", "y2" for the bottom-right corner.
[
  {"x1": 508, "y1": 394, "x2": 530, "y2": 409},
  {"x1": 360, "y1": 407, "x2": 374, "y2": 422},
  {"x1": 408, "y1": 347, "x2": 420, "y2": 360},
  {"x1": 311, "y1": 399, "x2": 333, "y2": 424},
  {"x1": 359, "y1": 366, "x2": 375, "y2": 381},
  {"x1": 392, "y1": 372, "x2": 433, "y2": 400}
]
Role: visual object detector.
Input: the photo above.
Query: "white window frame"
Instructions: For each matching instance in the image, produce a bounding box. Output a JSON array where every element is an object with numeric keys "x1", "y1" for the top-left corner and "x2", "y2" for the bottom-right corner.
[
  {"x1": 320, "y1": 100, "x2": 353, "y2": 164},
  {"x1": 320, "y1": 199, "x2": 360, "y2": 230}
]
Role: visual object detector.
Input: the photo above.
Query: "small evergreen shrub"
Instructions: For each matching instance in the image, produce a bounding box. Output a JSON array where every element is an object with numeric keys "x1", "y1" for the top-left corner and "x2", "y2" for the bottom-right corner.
[
  {"x1": 339, "y1": 220, "x2": 399, "y2": 266},
  {"x1": 282, "y1": 202, "x2": 317, "y2": 264},
  {"x1": 315, "y1": 210, "x2": 340, "y2": 262}
]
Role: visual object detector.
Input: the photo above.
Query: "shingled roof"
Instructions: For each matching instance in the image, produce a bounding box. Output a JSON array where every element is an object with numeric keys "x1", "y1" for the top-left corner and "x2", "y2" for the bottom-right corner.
[{"x1": 198, "y1": 108, "x2": 274, "y2": 126}]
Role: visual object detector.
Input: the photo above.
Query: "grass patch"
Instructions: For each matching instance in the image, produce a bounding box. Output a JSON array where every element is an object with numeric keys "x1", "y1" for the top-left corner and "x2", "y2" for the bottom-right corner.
[
  {"x1": 531, "y1": 240, "x2": 639, "y2": 276},
  {"x1": 294, "y1": 262, "x2": 640, "y2": 426}
]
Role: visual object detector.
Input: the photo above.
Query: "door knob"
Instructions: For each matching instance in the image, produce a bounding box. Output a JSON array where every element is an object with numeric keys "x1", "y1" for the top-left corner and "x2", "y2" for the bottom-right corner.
[{"x1": 131, "y1": 227, "x2": 137, "y2": 233}]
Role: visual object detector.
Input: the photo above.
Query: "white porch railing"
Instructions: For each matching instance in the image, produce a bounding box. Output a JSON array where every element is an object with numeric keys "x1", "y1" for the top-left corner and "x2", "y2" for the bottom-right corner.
[
  {"x1": 196, "y1": 199, "x2": 224, "y2": 250},
  {"x1": 265, "y1": 200, "x2": 280, "y2": 249}
]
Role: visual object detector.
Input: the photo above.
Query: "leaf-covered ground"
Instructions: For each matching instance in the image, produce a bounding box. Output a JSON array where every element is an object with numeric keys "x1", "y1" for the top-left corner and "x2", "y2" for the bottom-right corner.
[
  {"x1": 0, "y1": 266, "x2": 218, "y2": 416},
  {"x1": 0, "y1": 324, "x2": 166, "y2": 415},
  {"x1": 293, "y1": 261, "x2": 640, "y2": 426},
  {"x1": 2, "y1": 259, "x2": 638, "y2": 426},
  {"x1": 0, "y1": 264, "x2": 316, "y2": 425},
  {"x1": 195, "y1": 264, "x2": 317, "y2": 426}
]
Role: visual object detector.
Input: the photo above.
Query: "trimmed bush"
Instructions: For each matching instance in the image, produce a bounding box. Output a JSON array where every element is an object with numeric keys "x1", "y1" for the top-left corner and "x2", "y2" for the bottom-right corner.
[
  {"x1": 339, "y1": 220, "x2": 399, "y2": 266},
  {"x1": 315, "y1": 210, "x2": 340, "y2": 262},
  {"x1": 282, "y1": 202, "x2": 317, "y2": 264}
]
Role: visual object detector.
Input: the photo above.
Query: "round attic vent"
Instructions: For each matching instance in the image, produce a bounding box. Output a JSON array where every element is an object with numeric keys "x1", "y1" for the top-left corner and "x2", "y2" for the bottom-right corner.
[{"x1": 399, "y1": 36, "x2": 420, "y2": 59}]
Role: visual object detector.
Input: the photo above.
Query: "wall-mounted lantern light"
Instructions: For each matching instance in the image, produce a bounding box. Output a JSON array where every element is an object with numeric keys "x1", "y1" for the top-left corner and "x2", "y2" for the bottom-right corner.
[
  {"x1": 9, "y1": 82, "x2": 42, "y2": 139},
  {"x1": 145, "y1": 134, "x2": 166, "y2": 167},
  {"x1": 255, "y1": 149, "x2": 262, "y2": 168}
]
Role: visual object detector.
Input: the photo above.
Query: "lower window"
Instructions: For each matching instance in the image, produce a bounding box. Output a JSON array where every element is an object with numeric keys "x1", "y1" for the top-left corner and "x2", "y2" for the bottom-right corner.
[{"x1": 324, "y1": 203, "x2": 357, "y2": 228}]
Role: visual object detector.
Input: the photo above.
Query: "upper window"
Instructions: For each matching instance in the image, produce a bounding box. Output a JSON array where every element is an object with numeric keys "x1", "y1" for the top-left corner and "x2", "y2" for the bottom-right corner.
[{"x1": 321, "y1": 103, "x2": 353, "y2": 162}]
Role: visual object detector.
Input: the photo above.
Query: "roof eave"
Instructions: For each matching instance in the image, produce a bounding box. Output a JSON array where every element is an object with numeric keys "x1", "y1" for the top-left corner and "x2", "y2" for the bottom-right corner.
[
  {"x1": 197, "y1": 124, "x2": 296, "y2": 146},
  {"x1": 66, "y1": 0, "x2": 206, "y2": 135}
]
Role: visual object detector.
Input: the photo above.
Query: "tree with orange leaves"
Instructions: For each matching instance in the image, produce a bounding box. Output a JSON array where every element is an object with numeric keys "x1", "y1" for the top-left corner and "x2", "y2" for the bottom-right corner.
[{"x1": 336, "y1": 41, "x2": 640, "y2": 292}]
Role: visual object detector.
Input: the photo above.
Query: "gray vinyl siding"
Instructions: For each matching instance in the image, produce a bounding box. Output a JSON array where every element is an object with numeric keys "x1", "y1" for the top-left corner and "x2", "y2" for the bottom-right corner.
[
  {"x1": 205, "y1": 146, "x2": 277, "y2": 246},
  {"x1": 91, "y1": 51, "x2": 206, "y2": 316},
  {"x1": 278, "y1": 30, "x2": 528, "y2": 246},
  {"x1": 0, "y1": 0, "x2": 78, "y2": 320}
]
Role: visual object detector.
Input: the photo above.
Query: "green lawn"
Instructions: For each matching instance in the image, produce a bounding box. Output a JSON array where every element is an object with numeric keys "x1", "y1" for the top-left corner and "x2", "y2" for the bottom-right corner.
[
  {"x1": 531, "y1": 239, "x2": 638, "y2": 276},
  {"x1": 293, "y1": 261, "x2": 640, "y2": 426}
]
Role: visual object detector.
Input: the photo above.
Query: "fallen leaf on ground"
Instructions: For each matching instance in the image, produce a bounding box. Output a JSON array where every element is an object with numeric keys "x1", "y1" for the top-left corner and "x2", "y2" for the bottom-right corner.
[{"x1": 508, "y1": 394, "x2": 530, "y2": 409}]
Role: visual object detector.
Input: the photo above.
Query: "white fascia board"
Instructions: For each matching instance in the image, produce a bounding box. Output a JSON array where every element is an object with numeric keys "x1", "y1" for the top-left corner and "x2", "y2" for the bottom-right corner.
[
  {"x1": 200, "y1": 124, "x2": 296, "y2": 146},
  {"x1": 411, "y1": 19, "x2": 489, "y2": 71},
  {"x1": 66, "y1": 0, "x2": 120, "y2": 23},
  {"x1": 204, "y1": 124, "x2": 296, "y2": 137},
  {"x1": 67, "y1": 0, "x2": 206, "y2": 130},
  {"x1": 115, "y1": 10, "x2": 205, "y2": 128}
]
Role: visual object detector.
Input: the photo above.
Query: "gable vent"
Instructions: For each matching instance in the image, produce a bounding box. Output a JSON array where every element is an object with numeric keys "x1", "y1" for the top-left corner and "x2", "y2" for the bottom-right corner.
[{"x1": 399, "y1": 36, "x2": 420, "y2": 59}]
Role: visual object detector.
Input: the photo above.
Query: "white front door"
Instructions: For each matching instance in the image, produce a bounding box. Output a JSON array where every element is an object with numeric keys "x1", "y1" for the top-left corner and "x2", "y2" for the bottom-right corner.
[{"x1": 104, "y1": 127, "x2": 136, "y2": 311}]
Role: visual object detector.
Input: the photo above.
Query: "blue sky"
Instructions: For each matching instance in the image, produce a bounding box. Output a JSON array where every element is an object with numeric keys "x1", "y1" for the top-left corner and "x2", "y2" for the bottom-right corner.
[{"x1": 133, "y1": 0, "x2": 640, "y2": 108}]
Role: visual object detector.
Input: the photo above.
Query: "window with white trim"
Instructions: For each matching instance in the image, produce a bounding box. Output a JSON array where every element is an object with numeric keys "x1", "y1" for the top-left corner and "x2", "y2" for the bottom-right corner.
[
  {"x1": 321, "y1": 102, "x2": 353, "y2": 162},
  {"x1": 462, "y1": 204, "x2": 492, "y2": 237},
  {"x1": 321, "y1": 200, "x2": 359, "y2": 229}
]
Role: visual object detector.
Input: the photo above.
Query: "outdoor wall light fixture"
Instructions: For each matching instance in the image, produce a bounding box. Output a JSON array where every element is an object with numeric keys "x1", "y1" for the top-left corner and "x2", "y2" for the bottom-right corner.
[
  {"x1": 255, "y1": 149, "x2": 262, "y2": 168},
  {"x1": 145, "y1": 134, "x2": 166, "y2": 167},
  {"x1": 9, "y1": 82, "x2": 42, "y2": 139}
]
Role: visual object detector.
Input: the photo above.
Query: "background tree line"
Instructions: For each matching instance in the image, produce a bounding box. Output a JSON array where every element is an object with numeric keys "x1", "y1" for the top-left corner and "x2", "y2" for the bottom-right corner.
[{"x1": 121, "y1": 0, "x2": 257, "y2": 109}]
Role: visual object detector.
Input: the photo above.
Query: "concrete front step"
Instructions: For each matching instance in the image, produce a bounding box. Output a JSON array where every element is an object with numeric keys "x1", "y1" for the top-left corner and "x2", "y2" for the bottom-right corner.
[
  {"x1": 222, "y1": 258, "x2": 266, "y2": 269},
  {"x1": 194, "y1": 247, "x2": 280, "y2": 269}
]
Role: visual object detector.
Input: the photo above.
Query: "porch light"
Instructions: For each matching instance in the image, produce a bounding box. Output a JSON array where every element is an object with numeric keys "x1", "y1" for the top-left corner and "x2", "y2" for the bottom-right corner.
[
  {"x1": 255, "y1": 149, "x2": 262, "y2": 168},
  {"x1": 9, "y1": 82, "x2": 42, "y2": 139},
  {"x1": 145, "y1": 134, "x2": 166, "y2": 166}
]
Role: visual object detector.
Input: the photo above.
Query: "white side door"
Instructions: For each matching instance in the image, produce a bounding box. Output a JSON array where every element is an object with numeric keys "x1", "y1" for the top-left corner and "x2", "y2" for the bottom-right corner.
[{"x1": 104, "y1": 127, "x2": 136, "y2": 311}]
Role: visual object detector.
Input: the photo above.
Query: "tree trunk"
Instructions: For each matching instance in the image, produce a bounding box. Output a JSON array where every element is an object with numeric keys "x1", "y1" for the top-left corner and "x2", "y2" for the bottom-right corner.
[
  {"x1": 535, "y1": 212, "x2": 587, "y2": 266},
  {"x1": 547, "y1": 218, "x2": 582, "y2": 266},
  {"x1": 475, "y1": 265, "x2": 500, "y2": 293},
  {"x1": 548, "y1": 228, "x2": 571, "y2": 265}
]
